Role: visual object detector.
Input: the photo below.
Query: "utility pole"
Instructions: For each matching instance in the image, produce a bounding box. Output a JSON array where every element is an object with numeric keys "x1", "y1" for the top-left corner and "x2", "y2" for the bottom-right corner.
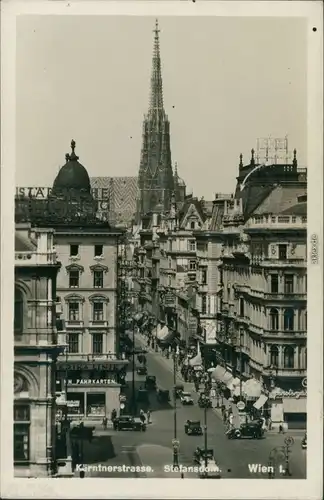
[
  {"x1": 239, "y1": 330, "x2": 243, "y2": 400},
  {"x1": 203, "y1": 330, "x2": 208, "y2": 472},
  {"x1": 172, "y1": 311, "x2": 179, "y2": 469}
]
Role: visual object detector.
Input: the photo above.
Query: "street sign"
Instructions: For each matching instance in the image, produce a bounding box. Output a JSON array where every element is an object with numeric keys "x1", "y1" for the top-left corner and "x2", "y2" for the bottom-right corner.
[
  {"x1": 284, "y1": 436, "x2": 294, "y2": 447},
  {"x1": 237, "y1": 401, "x2": 246, "y2": 411}
]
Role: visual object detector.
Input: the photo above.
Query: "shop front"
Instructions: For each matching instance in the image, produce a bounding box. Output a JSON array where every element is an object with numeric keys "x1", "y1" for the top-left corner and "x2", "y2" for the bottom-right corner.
[{"x1": 268, "y1": 388, "x2": 307, "y2": 430}]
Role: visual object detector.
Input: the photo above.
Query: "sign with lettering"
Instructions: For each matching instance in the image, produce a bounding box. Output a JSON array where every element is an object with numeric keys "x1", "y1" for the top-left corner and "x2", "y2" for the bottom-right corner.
[
  {"x1": 16, "y1": 186, "x2": 110, "y2": 201},
  {"x1": 58, "y1": 363, "x2": 119, "y2": 371},
  {"x1": 67, "y1": 401, "x2": 80, "y2": 407},
  {"x1": 65, "y1": 379, "x2": 115, "y2": 385},
  {"x1": 273, "y1": 389, "x2": 306, "y2": 399}
]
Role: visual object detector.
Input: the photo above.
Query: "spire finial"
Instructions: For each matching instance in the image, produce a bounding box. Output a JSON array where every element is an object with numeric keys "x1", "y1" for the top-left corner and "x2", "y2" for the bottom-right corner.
[
  {"x1": 149, "y1": 18, "x2": 164, "y2": 113},
  {"x1": 293, "y1": 148, "x2": 297, "y2": 166},
  {"x1": 251, "y1": 148, "x2": 255, "y2": 166},
  {"x1": 69, "y1": 139, "x2": 79, "y2": 161},
  {"x1": 239, "y1": 153, "x2": 243, "y2": 168}
]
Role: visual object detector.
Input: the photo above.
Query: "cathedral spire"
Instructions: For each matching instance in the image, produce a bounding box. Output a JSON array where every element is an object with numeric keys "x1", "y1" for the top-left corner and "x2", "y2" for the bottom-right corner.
[{"x1": 149, "y1": 19, "x2": 164, "y2": 114}]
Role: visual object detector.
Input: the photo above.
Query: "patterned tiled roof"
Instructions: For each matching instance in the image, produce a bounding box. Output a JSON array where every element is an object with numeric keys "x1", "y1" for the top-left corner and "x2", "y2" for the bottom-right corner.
[{"x1": 91, "y1": 177, "x2": 138, "y2": 226}]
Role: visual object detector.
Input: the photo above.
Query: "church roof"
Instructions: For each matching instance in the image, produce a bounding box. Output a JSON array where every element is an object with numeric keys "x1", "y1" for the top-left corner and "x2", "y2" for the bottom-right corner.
[
  {"x1": 52, "y1": 140, "x2": 91, "y2": 193},
  {"x1": 281, "y1": 201, "x2": 307, "y2": 216}
]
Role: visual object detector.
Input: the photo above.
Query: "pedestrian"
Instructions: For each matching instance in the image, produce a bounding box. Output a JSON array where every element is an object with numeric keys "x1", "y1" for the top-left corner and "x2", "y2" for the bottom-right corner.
[
  {"x1": 146, "y1": 409, "x2": 151, "y2": 424},
  {"x1": 278, "y1": 423, "x2": 283, "y2": 433},
  {"x1": 102, "y1": 416, "x2": 108, "y2": 429},
  {"x1": 139, "y1": 409, "x2": 146, "y2": 424},
  {"x1": 111, "y1": 408, "x2": 117, "y2": 422},
  {"x1": 268, "y1": 417, "x2": 272, "y2": 431}
]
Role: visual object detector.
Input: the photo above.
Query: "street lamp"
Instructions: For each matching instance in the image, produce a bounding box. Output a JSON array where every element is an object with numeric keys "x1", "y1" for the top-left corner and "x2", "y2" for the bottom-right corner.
[
  {"x1": 239, "y1": 329, "x2": 244, "y2": 400},
  {"x1": 172, "y1": 345, "x2": 179, "y2": 468},
  {"x1": 268, "y1": 438, "x2": 293, "y2": 478}
]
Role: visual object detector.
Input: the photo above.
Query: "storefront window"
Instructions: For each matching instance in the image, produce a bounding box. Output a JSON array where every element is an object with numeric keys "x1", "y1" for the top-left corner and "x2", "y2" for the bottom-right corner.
[
  {"x1": 14, "y1": 404, "x2": 30, "y2": 461},
  {"x1": 67, "y1": 392, "x2": 85, "y2": 415},
  {"x1": 86, "y1": 393, "x2": 106, "y2": 417}
]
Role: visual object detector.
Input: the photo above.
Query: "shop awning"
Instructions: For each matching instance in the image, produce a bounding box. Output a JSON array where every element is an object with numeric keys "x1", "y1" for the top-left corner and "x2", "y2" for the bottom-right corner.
[
  {"x1": 189, "y1": 352, "x2": 202, "y2": 367},
  {"x1": 243, "y1": 379, "x2": 262, "y2": 400},
  {"x1": 283, "y1": 397, "x2": 307, "y2": 413},
  {"x1": 152, "y1": 324, "x2": 162, "y2": 338},
  {"x1": 159, "y1": 326, "x2": 175, "y2": 344},
  {"x1": 227, "y1": 377, "x2": 240, "y2": 390},
  {"x1": 211, "y1": 365, "x2": 232, "y2": 384},
  {"x1": 253, "y1": 394, "x2": 268, "y2": 410}
]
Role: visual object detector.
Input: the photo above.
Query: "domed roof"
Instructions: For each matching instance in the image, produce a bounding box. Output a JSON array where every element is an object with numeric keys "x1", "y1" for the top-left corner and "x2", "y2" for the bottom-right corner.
[{"x1": 52, "y1": 140, "x2": 91, "y2": 193}]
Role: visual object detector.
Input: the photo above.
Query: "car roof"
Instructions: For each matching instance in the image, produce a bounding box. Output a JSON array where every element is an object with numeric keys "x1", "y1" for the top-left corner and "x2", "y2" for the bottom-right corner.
[{"x1": 189, "y1": 420, "x2": 201, "y2": 425}]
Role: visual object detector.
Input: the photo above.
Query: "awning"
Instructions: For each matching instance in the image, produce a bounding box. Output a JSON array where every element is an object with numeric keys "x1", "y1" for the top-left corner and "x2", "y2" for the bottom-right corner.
[
  {"x1": 253, "y1": 394, "x2": 268, "y2": 410},
  {"x1": 134, "y1": 313, "x2": 143, "y2": 322},
  {"x1": 152, "y1": 324, "x2": 162, "y2": 338},
  {"x1": 189, "y1": 353, "x2": 202, "y2": 367},
  {"x1": 227, "y1": 377, "x2": 240, "y2": 390},
  {"x1": 283, "y1": 397, "x2": 307, "y2": 413},
  {"x1": 243, "y1": 379, "x2": 262, "y2": 399},
  {"x1": 211, "y1": 365, "x2": 233, "y2": 384},
  {"x1": 159, "y1": 326, "x2": 175, "y2": 344}
]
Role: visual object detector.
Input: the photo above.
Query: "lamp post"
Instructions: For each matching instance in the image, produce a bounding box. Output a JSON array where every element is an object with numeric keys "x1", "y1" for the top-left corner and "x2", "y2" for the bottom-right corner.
[
  {"x1": 239, "y1": 330, "x2": 244, "y2": 400},
  {"x1": 172, "y1": 345, "x2": 179, "y2": 468}
]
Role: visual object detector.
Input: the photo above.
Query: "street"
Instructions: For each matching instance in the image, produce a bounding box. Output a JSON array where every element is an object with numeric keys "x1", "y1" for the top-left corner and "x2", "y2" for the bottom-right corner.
[{"x1": 78, "y1": 333, "x2": 306, "y2": 479}]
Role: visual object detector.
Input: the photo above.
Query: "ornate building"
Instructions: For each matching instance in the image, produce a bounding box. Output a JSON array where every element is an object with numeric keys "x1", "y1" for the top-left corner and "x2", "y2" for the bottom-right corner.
[
  {"x1": 15, "y1": 141, "x2": 129, "y2": 423},
  {"x1": 14, "y1": 223, "x2": 65, "y2": 477},
  {"x1": 137, "y1": 20, "x2": 186, "y2": 220}
]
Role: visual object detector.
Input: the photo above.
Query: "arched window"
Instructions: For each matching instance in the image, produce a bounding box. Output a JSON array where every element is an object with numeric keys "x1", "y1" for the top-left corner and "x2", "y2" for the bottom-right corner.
[
  {"x1": 284, "y1": 346, "x2": 294, "y2": 368},
  {"x1": 190, "y1": 221, "x2": 195, "y2": 229},
  {"x1": 270, "y1": 345, "x2": 279, "y2": 367},
  {"x1": 269, "y1": 308, "x2": 279, "y2": 330},
  {"x1": 14, "y1": 288, "x2": 24, "y2": 333},
  {"x1": 284, "y1": 308, "x2": 294, "y2": 331}
]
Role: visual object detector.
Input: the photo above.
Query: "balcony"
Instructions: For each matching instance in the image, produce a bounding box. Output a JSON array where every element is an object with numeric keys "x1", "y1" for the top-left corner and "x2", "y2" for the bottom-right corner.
[
  {"x1": 57, "y1": 352, "x2": 129, "y2": 370},
  {"x1": 263, "y1": 329, "x2": 306, "y2": 339},
  {"x1": 232, "y1": 244, "x2": 250, "y2": 257},
  {"x1": 66, "y1": 320, "x2": 84, "y2": 329},
  {"x1": 88, "y1": 320, "x2": 108, "y2": 329},
  {"x1": 15, "y1": 251, "x2": 57, "y2": 266},
  {"x1": 264, "y1": 293, "x2": 306, "y2": 301},
  {"x1": 245, "y1": 215, "x2": 306, "y2": 231},
  {"x1": 263, "y1": 366, "x2": 306, "y2": 378}
]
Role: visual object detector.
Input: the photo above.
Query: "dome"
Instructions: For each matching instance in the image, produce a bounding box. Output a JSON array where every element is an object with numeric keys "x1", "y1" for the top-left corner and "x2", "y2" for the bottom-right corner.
[{"x1": 52, "y1": 140, "x2": 91, "y2": 193}]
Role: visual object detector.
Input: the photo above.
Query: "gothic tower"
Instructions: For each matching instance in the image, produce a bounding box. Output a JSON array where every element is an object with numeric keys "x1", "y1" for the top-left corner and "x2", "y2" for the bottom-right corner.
[{"x1": 137, "y1": 20, "x2": 174, "y2": 218}]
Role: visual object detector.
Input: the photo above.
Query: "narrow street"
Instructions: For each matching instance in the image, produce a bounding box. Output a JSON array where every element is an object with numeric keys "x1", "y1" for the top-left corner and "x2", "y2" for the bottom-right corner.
[{"x1": 80, "y1": 333, "x2": 306, "y2": 479}]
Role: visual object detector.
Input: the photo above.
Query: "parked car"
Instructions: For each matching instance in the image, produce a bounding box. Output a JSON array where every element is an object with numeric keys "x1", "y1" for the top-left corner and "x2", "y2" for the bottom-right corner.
[
  {"x1": 157, "y1": 389, "x2": 170, "y2": 403},
  {"x1": 136, "y1": 366, "x2": 148, "y2": 376},
  {"x1": 113, "y1": 415, "x2": 146, "y2": 432},
  {"x1": 226, "y1": 421, "x2": 264, "y2": 440},
  {"x1": 184, "y1": 419, "x2": 202, "y2": 435},
  {"x1": 301, "y1": 433, "x2": 307, "y2": 449},
  {"x1": 180, "y1": 392, "x2": 194, "y2": 405},
  {"x1": 174, "y1": 384, "x2": 184, "y2": 399},
  {"x1": 144, "y1": 375, "x2": 157, "y2": 390}
]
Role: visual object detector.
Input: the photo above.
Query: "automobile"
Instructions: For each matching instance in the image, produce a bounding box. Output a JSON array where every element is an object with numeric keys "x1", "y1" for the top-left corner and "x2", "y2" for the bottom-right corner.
[
  {"x1": 198, "y1": 457, "x2": 221, "y2": 479},
  {"x1": 193, "y1": 447, "x2": 214, "y2": 464},
  {"x1": 198, "y1": 394, "x2": 212, "y2": 408},
  {"x1": 113, "y1": 415, "x2": 146, "y2": 432},
  {"x1": 301, "y1": 433, "x2": 307, "y2": 449},
  {"x1": 174, "y1": 384, "x2": 184, "y2": 399},
  {"x1": 137, "y1": 389, "x2": 149, "y2": 404},
  {"x1": 184, "y1": 419, "x2": 202, "y2": 435},
  {"x1": 226, "y1": 421, "x2": 264, "y2": 440},
  {"x1": 157, "y1": 389, "x2": 170, "y2": 403},
  {"x1": 180, "y1": 392, "x2": 194, "y2": 405},
  {"x1": 144, "y1": 375, "x2": 157, "y2": 390},
  {"x1": 136, "y1": 365, "x2": 148, "y2": 376}
]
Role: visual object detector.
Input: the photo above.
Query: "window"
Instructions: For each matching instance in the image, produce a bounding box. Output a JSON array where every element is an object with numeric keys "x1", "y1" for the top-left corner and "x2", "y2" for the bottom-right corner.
[
  {"x1": 270, "y1": 274, "x2": 279, "y2": 293},
  {"x1": 86, "y1": 393, "x2": 105, "y2": 417},
  {"x1": 168, "y1": 258, "x2": 172, "y2": 269},
  {"x1": 284, "y1": 346, "x2": 294, "y2": 368},
  {"x1": 278, "y1": 244, "x2": 287, "y2": 260},
  {"x1": 188, "y1": 240, "x2": 196, "y2": 252},
  {"x1": 305, "y1": 274, "x2": 307, "y2": 292},
  {"x1": 201, "y1": 294, "x2": 207, "y2": 314},
  {"x1": 93, "y1": 302, "x2": 104, "y2": 321},
  {"x1": 284, "y1": 308, "x2": 294, "y2": 331},
  {"x1": 94, "y1": 245, "x2": 103, "y2": 257},
  {"x1": 239, "y1": 298, "x2": 245, "y2": 317},
  {"x1": 92, "y1": 333, "x2": 103, "y2": 354},
  {"x1": 14, "y1": 404, "x2": 30, "y2": 461},
  {"x1": 68, "y1": 332, "x2": 79, "y2": 353},
  {"x1": 14, "y1": 288, "x2": 24, "y2": 333},
  {"x1": 69, "y1": 270, "x2": 79, "y2": 288},
  {"x1": 70, "y1": 244, "x2": 79, "y2": 257},
  {"x1": 68, "y1": 302, "x2": 79, "y2": 321},
  {"x1": 305, "y1": 310, "x2": 307, "y2": 330},
  {"x1": 190, "y1": 221, "x2": 195, "y2": 229},
  {"x1": 189, "y1": 260, "x2": 196, "y2": 271},
  {"x1": 93, "y1": 270, "x2": 103, "y2": 288},
  {"x1": 168, "y1": 275, "x2": 172, "y2": 287},
  {"x1": 284, "y1": 275, "x2": 294, "y2": 294},
  {"x1": 270, "y1": 346, "x2": 279, "y2": 367},
  {"x1": 202, "y1": 270, "x2": 207, "y2": 284},
  {"x1": 270, "y1": 308, "x2": 279, "y2": 330}
]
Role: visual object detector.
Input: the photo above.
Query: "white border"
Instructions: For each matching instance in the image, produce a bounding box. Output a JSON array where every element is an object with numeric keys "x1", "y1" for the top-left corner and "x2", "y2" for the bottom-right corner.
[{"x1": 1, "y1": 1, "x2": 323, "y2": 499}]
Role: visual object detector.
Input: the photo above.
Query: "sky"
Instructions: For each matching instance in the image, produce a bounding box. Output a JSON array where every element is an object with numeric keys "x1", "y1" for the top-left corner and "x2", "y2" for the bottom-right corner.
[{"x1": 15, "y1": 15, "x2": 307, "y2": 199}]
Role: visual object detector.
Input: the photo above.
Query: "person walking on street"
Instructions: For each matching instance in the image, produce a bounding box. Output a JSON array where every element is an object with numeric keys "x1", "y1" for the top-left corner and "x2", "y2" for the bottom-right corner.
[
  {"x1": 146, "y1": 409, "x2": 151, "y2": 424},
  {"x1": 139, "y1": 409, "x2": 146, "y2": 424},
  {"x1": 102, "y1": 416, "x2": 108, "y2": 429},
  {"x1": 111, "y1": 408, "x2": 117, "y2": 422}
]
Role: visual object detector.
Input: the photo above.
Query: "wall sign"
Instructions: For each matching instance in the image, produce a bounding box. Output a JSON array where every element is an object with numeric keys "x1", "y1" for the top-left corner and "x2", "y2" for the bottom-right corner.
[
  {"x1": 65, "y1": 379, "x2": 115, "y2": 385},
  {"x1": 273, "y1": 389, "x2": 306, "y2": 399}
]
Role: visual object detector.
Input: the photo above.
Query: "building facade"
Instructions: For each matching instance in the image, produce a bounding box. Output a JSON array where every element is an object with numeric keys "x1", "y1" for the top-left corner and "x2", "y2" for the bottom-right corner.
[{"x1": 14, "y1": 223, "x2": 65, "y2": 477}]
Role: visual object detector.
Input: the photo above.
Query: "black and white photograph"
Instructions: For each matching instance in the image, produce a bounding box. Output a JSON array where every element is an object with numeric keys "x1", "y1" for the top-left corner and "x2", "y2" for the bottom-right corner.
[{"x1": 1, "y1": 1, "x2": 322, "y2": 499}]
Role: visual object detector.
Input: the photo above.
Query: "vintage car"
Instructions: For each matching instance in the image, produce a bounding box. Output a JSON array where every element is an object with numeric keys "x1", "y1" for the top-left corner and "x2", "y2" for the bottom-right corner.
[
  {"x1": 137, "y1": 389, "x2": 149, "y2": 404},
  {"x1": 301, "y1": 433, "x2": 307, "y2": 449},
  {"x1": 193, "y1": 447, "x2": 214, "y2": 464},
  {"x1": 198, "y1": 457, "x2": 221, "y2": 479},
  {"x1": 174, "y1": 384, "x2": 184, "y2": 399},
  {"x1": 184, "y1": 419, "x2": 202, "y2": 435},
  {"x1": 198, "y1": 394, "x2": 212, "y2": 408},
  {"x1": 180, "y1": 392, "x2": 194, "y2": 405},
  {"x1": 113, "y1": 415, "x2": 146, "y2": 432},
  {"x1": 144, "y1": 375, "x2": 157, "y2": 390},
  {"x1": 136, "y1": 365, "x2": 148, "y2": 376},
  {"x1": 157, "y1": 389, "x2": 170, "y2": 403},
  {"x1": 226, "y1": 421, "x2": 264, "y2": 440}
]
